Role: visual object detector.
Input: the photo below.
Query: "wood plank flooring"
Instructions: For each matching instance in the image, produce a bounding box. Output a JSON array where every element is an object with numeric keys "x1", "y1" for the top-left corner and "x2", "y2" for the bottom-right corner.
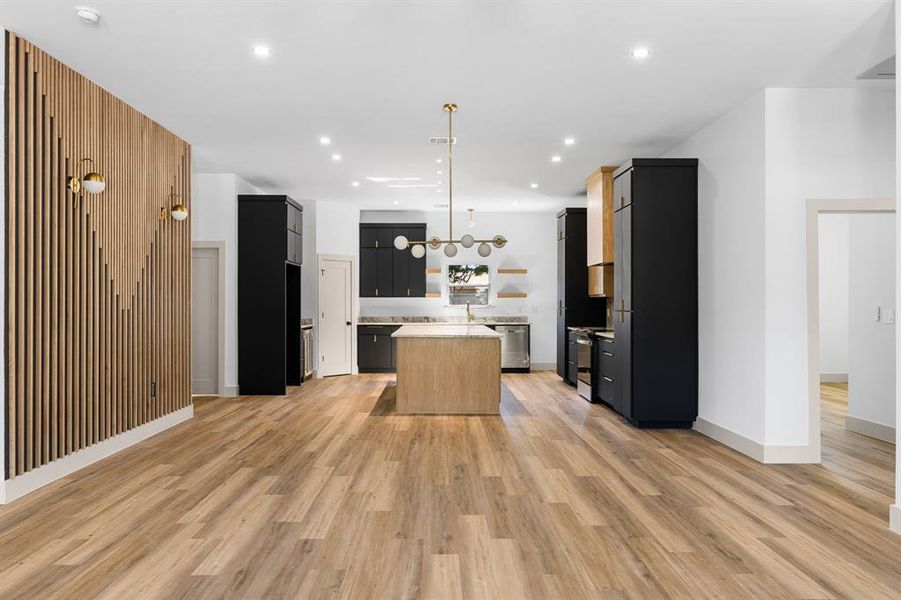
[{"x1": 0, "y1": 373, "x2": 899, "y2": 599}]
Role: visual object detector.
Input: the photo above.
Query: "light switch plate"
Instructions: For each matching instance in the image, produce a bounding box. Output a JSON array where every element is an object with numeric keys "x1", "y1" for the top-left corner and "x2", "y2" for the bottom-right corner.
[{"x1": 883, "y1": 309, "x2": 895, "y2": 324}]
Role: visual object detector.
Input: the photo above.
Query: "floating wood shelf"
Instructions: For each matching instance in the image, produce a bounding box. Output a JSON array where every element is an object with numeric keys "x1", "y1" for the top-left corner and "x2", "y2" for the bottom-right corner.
[
  {"x1": 496, "y1": 268, "x2": 528, "y2": 274},
  {"x1": 496, "y1": 291, "x2": 528, "y2": 299},
  {"x1": 425, "y1": 291, "x2": 442, "y2": 298},
  {"x1": 426, "y1": 268, "x2": 442, "y2": 275}
]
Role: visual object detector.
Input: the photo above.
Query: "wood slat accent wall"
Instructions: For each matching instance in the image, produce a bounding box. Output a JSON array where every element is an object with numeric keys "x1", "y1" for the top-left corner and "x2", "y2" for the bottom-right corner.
[{"x1": 4, "y1": 32, "x2": 191, "y2": 479}]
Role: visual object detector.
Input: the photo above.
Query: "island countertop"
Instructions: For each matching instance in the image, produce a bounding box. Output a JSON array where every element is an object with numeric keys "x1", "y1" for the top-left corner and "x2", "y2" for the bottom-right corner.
[{"x1": 391, "y1": 324, "x2": 502, "y2": 339}]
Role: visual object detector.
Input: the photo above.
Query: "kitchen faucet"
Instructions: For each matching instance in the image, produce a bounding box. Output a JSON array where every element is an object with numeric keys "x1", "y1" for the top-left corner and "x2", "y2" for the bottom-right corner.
[{"x1": 466, "y1": 302, "x2": 475, "y2": 323}]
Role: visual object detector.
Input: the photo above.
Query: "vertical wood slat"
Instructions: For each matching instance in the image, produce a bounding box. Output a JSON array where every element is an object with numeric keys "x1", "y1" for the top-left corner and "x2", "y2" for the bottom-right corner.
[
  {"x1": 6, "y1": 33, "x2": 17, "y2": 477},
  {"x1": 4, "y1": 33, "x2": 192, "y2": 477}
]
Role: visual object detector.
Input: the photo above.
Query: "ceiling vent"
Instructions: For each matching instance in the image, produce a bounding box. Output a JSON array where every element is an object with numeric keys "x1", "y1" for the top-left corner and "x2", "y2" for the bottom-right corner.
[
  {"x1": 858, "y1": 56, "x2": 895, "y2": 80},
  {"x1": 429, "y1": 137, "x2": 457, "y2": 145}
]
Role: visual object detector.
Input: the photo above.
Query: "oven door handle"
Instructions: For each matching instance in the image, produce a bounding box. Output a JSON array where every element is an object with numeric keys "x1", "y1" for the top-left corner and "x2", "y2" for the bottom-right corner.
[{"x1": 576, "y1": 339, "x2": 592, "y2": 346}]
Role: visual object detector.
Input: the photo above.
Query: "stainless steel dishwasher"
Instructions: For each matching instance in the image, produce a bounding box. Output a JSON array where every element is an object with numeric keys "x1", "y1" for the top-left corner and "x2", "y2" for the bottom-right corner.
[{"x1": 496, "y1": 325, "x2": 530, "y2": 371}]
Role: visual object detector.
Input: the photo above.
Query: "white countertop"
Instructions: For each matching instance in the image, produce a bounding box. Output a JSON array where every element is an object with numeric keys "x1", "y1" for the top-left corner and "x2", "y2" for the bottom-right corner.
[
  {"x1": 391, "y1": 324, "x2": 502, "y2": 338},
  {"x1": 361, "y1": 321, "x2": 528, "y2": 326}
]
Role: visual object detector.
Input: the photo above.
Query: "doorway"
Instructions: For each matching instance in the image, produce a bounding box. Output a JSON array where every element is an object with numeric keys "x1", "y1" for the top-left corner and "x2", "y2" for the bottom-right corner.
[
  {"x1": 807, "y1": 200, "x2": 896, "y2": 500},
  {"x1": 318, "y1": 255, "x2": 355, "y2": 377},
  {"x1": 192, "y1": 243, "x2": 225, "y2": 396}
]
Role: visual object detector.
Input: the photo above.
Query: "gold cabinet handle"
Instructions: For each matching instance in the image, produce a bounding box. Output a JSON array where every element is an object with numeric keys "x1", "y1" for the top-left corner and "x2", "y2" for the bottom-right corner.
[
  {"x1": 373, "y1": 335, "x2": 376, "y2": 343},
  {"x1": 375, "y1": 288, "x2": 379, "y2": 296}
]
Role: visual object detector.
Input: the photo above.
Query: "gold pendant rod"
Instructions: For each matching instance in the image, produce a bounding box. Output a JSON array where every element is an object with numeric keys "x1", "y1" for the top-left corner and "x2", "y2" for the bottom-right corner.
[{"x1": 444, "y1": 102, "x2": 457, "y2": 243}]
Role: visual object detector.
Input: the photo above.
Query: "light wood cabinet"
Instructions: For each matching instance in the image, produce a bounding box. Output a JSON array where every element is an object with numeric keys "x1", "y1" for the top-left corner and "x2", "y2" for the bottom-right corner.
[
  {"x1": 588, "y1": 264, "x2": 614, "y2": 298},
  {"x1": 585, "y1": 166, "x2": 616, "y2": 266}
]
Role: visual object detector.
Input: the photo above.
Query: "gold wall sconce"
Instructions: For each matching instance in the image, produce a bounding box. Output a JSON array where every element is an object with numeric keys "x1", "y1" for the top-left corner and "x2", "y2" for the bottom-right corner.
[
  {"x1": 66, "y1": 157, "x2": 106, "y2": 207},
  {"x1": 160, "y1": 192, "x2": 189, "y2": 222}
]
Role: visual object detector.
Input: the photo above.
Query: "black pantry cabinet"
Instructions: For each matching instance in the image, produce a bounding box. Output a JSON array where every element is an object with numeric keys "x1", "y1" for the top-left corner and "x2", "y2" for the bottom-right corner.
[
  {"x1": 359, "y1": 223, "x2": 427, "y2": 297},
  {"x1": 612, "y1": 159, "x2": 698, "y2": 428},
  {"x1": 557, "y1": 208, "x2": 607, "y2": 384},
  {"x1": 238, "y1": 194, "x2": 304, "y2": 395}
]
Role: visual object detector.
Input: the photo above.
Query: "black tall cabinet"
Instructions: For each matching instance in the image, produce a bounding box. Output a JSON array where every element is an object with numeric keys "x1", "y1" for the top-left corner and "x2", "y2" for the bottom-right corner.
[
  {"x1": 557, "y1": 208, "x2": 607, "y2": 384},
  {"x1": 238, "y1": 194, "x2": 303, "y2": 395},
  {"x1": 612, "y1": 159, "x2": 698, "y2": 427}
]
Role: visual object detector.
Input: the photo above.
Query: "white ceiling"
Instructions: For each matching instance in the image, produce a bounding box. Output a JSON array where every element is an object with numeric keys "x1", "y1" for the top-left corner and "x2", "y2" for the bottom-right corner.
[{"x1": 0, "y1": 1, "x2": 895, "y2": 212}]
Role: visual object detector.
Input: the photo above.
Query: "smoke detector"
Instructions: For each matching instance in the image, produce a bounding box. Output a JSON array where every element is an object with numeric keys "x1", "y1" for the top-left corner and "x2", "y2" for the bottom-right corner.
[{"x1": 74, "y1": 6, "x2": 101, "y2": 24}]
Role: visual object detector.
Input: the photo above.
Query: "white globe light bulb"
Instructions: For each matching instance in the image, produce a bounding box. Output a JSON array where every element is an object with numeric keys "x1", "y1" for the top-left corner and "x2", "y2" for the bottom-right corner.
[
  {"x1": 393, "y1": 235, "x2": 409, "y2": 250},
  {"x1": 444, "y1": 243, "x2": 458, "y2": 258},
  {"x1": 411, "y1": 244, "x2": 425, "y2": 259},
  {"x1": 478, "y1": 242, "x2": 491, "y2": 257},
  {"x1": 460, "y1": 234, "x2": 474, "y2": 249}
]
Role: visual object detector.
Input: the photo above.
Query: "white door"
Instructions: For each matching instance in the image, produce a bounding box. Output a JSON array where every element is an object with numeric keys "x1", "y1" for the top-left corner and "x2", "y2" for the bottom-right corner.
[
  {"x1": 192, "y1": 247, "x2": 219, "y2": 394},
  {"x1": 318, "y1": 257, "x2": 353, "y2": 376}
]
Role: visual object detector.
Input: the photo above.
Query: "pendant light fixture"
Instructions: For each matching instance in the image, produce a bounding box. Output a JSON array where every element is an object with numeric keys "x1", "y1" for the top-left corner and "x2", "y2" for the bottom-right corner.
[{"x1": 394, "y1": 103, "x2": 507, "y2": 258}]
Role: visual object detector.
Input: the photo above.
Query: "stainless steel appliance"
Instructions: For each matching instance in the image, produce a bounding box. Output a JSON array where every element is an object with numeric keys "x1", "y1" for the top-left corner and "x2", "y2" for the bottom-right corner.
[
  {"x1": 573, "y1": 329, "x2": 593, "y2": 400},
  {"x1": 496, "y1": 325, "x2": 530, "y2": 371}
]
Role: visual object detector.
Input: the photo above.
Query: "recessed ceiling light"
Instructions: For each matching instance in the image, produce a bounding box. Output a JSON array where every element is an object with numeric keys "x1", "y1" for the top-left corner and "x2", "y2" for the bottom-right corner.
[
  {"x1": 319, "y1": 136, "x2": 331, "y2": 146},
  {"x1": 563, "y1": 138, "x2": 576, "y2": 146},
  {"x1": 512, "y1": 200, "x2": 519, "y2": 206},
  {"x1": 252, "y1": 45, "x2": 272, "y2": 57},
  {"x1": 74, "y1": 6, "x2": 100, "y2": 24},
  {"x1": 530, "y1": 183, "x2": 538, "y2": 189},
  {"x1": 436, "y1": 171, "x2": 443, "y2": 175},
  {"x1": 631, "y1": 47, "x2": 651, "y2": 59},
  {"x1": 331, "y1": 153, "x2": 342, "y2": 161},
  {"x1": 436, "y1": 159, "x2": 443, "y2": 164},
  {"x1": 393, "y1": 200, "x2": 400, "y2": 206},
  {"x1": 551, "y1": 155, "x2": 562, "y2": 163},
  {"x1": 351, "y1": 181, "x2": 360, "y2": 187}
]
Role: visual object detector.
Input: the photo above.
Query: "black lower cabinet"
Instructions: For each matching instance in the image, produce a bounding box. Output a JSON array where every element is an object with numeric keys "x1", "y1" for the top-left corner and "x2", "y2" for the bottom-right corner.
[
  {"x1": 358, "y1": 326, "x2": 399, "y2": 372},
  {"x1": 592, "y1": 335, "x2": 619, "y2": 410}
]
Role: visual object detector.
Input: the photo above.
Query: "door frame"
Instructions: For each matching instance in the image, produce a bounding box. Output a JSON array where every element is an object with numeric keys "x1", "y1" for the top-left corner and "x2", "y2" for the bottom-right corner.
[
  {"x1": 805, "y1": 198, "x2": 895, "y2": 465},
  {"x1": 316, "y1": 254, "x2": 357, "y2": 378},
  {"x1": 192, "y1": 242, "x2": 227, "y2": 397}
]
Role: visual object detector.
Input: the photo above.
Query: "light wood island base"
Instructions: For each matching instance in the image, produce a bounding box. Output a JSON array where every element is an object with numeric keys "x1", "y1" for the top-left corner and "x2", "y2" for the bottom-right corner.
[{"x1": 393, "y1": 324, "x2": 501, "y2": 414}]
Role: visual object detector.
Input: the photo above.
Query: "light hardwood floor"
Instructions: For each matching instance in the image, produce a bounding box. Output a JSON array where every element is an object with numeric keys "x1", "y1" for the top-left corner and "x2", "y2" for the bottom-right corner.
[{"x1": 0, "y1": 374, "x2": 899, "y2": 599}]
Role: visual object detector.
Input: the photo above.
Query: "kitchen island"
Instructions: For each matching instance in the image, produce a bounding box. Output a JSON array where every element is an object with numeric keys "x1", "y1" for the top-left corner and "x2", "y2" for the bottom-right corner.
[{"x1": 392, "y1": 324, "x2": 502, "y2": 414}]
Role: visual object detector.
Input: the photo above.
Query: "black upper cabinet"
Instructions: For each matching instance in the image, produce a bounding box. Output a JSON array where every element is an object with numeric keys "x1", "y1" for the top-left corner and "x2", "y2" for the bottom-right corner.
[
  {"x1": 238, "y1": 194, "x2": 303, "y2": 395},
  {"x1": 556, "y1": 209, "x2": 607, "y2": 383},
  {"x1": 359, "y1": 223, "x2": 426, "y2": 297},
  {"x1": 612, "y1": 158, "x2": 698, "y2": 428}
]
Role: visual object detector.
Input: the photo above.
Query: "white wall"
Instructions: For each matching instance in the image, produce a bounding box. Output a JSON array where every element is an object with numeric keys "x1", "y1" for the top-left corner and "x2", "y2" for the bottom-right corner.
[
  {"x1": 359, "y1": 210, "x2": 558, "y2": 366},
  {"x1": 894, "y1": 0, "x2": 901, "y2": 535},
  {"x1": 818, "y1": 214, "x2": 850, "y2": 379},
  {"x1": 664, "y1": 87, "x2": 895, "y2": 460},
  {"x1": 764, "y1": 88, "x2": 895, "y2": 448},
  {"x1": 0, "y1": 33, "x2": 6, "y2": 479},
  {"x1": 663, "y1": 91, "x2": 767, "y2": 445},
  {"x1": 848, "y1": 213, "x2": 896, "y2": 432}
]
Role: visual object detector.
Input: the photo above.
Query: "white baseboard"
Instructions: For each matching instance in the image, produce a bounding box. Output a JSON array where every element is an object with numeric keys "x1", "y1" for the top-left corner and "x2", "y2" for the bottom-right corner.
[
  {"x1": 890, "y1": 504, "x2": 901, "y2": 535},
  {"x1": 845, "y1": 415, "x2": 896, "y2": 444},
  {"x1": 0, "y1": 406, "x2": 193, "y2": 505},
  {"x1": 530, "y1": 362, "x2": 555, "y2": 371},
  {"x1": 693, "y1": 418, "x2": 819, "y2": 464},
  {"x1": 222, "y1": 385, "x2": 239, "y2": 398},
  {"x1": 693, "y1": 418, "x2": 766, "y2": 462},
  {"x1": 819, "y1": 373, "x2": 848, "y2": 383}
]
